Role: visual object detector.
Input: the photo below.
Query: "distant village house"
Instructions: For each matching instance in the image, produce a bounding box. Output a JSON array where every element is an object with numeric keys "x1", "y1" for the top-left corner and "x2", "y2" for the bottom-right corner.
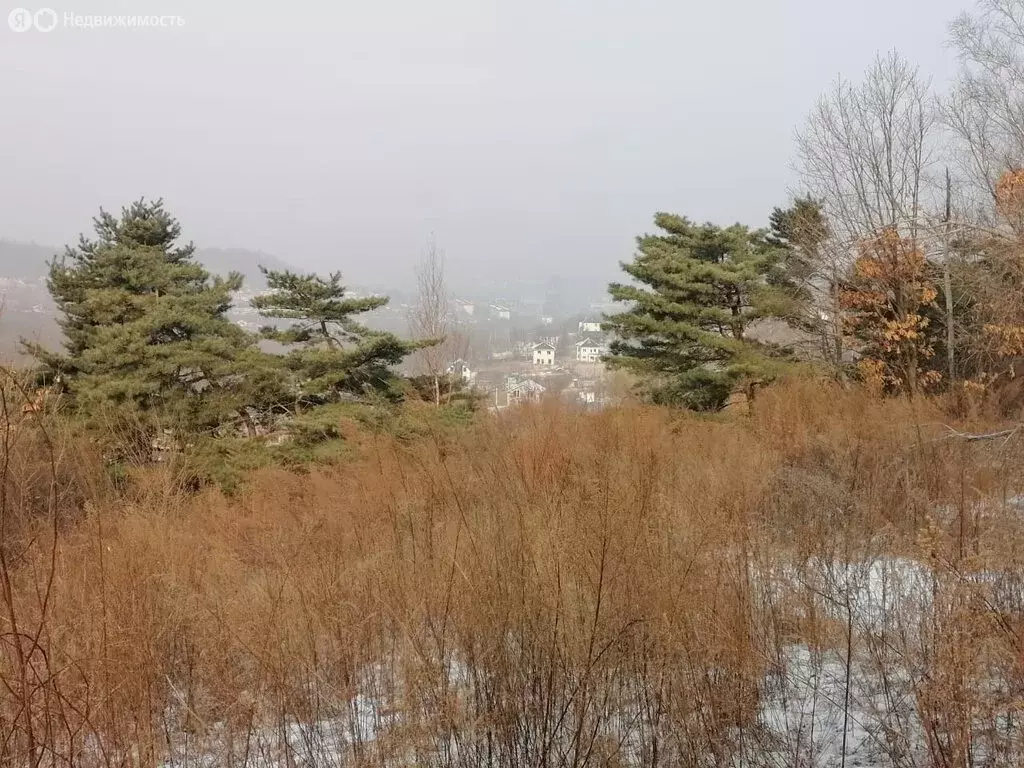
[
  {"x1": 532, "y1": 341, "x2": 555, "y2": 365},
  {"x1": 506, "y1": 375, "x2": 546, "y2": 404},
  {"x1": 575, "y1": 337, "x2": 607, "y2": 363},
  {"x1": 447, "y1": 359, "x2": 476, "y2": 386}
]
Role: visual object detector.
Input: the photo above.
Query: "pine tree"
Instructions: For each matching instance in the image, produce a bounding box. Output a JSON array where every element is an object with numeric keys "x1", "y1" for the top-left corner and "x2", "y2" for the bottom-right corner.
[
  {"x1": 31, "y1": 198, "x2": 280, "y2": 437},
  {"x1": 768, "y1": 196, "x2": 829, "y2": 285},
  {"x1": 768, "y1": 197, "x2": 848, "y2": 367},
  {"x1": 252, "y1": 268, "x2": 420, "y2": 404},
  {"x1": 604, "y1": 213, "x2": 799, "y2": 410}
]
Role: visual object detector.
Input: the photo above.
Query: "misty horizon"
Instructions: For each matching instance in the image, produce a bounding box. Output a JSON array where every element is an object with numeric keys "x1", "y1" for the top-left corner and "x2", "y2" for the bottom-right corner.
[{"x1": 1, "y1": 0, "x2": 968, "y2": 295}]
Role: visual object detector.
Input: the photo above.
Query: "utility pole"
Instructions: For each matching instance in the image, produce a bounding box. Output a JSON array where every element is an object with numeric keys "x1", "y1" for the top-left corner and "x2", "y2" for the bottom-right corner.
[{"x1": 943, "y1": 167, "x2": 956, "y2": 385}]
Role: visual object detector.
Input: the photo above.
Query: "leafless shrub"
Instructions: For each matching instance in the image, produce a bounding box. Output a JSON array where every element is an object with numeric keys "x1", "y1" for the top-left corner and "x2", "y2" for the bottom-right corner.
[{"x1": 0, "y1": 380, "x2": 1023, "y2": 765}]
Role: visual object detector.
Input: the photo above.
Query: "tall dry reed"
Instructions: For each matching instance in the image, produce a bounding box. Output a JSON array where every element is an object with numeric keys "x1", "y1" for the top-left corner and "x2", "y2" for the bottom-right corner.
[{"x1": 2, "y1": 381, "x2": 1024, "y2": 766}]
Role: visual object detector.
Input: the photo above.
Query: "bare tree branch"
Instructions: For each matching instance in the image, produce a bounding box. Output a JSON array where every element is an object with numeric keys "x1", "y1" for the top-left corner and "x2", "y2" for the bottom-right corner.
[
  {"x1": 408, "y1": 236, "x2": 456, "y2": 406},
  {"x1": 795, "y1": 52, "x2": 940, "y2": 377}
]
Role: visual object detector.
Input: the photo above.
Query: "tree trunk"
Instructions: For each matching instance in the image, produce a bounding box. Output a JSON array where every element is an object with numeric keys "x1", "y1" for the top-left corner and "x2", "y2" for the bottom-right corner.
[
  {"x1": 238, "y1": 408, "x2": 257, "y2": 438},
  {"x1": 905, "y1": 344, "x2": 918, "y2": 398},
  {"x1": 830, "y1": 280, "x2": 844, "y2": 372},
  {"x1": 943, "y1": 167, "x2": 956, "y2": 386},
  {"x1": 744, "y1": 380, "x2": 762, "y2": 414}
]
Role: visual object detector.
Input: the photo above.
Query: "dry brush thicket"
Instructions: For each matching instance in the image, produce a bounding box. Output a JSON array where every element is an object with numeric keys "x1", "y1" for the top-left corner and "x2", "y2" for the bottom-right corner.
[{"x1": 2, "y1": 381, "x2": 1024, "y2": 766}]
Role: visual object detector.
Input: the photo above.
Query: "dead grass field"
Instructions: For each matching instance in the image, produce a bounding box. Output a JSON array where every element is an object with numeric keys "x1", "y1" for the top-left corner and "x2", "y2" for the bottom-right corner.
[{"x1": 2, "y1": 380, "x2": 1024, "y2": 766}]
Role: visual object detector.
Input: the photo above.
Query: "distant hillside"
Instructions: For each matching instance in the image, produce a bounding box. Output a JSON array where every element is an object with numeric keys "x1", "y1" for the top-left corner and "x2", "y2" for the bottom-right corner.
[
  {"x1": 0, "y1": 239, "x2": 57, "y2": 280},
  {"x1": 195, "y1": 248, "x2": 297, "y2": 290},
  {"x1": 0, "y1": 239, "x2": 407, "y2": 360},
  {"x1": 0, "y1": 240, "x2": 298, "y2": 290},
  {"x1": 0, "y1": 241, "x2": 302, "y2": 360}
]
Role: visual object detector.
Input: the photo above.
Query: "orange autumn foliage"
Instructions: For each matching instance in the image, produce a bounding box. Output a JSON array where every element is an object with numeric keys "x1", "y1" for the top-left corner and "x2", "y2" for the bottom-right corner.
[
  {"x1": 982, "y1": 324, "x2": 1024, "y2": 358},
  {"x1": 995, "y1": 168, "x2": 1024, "y2": 228},
  {"x1": 978, "y1": 170, "x2": 1024, "y2": 374},
  {"x1": 841, "y1": 228, "x2": 940, "y2": 395}
]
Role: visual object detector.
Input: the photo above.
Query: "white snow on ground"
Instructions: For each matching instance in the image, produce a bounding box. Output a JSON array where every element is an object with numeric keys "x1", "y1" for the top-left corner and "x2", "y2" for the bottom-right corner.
[
  {"x1": 759, "y1": 644, "x2": 890, "y2": 767},
  {"x1": 160, "y1": 693, "x2": 384, "y2": 768},
  {"x1": 756, "y1": 557, "x2": 933, "y2": 628},
  {"x1": 755, "y1": 556, "x2": 1024, "y2": 767},
  {"x1": 153, "y1": 557, "x2": 1024, "y2": 767}
]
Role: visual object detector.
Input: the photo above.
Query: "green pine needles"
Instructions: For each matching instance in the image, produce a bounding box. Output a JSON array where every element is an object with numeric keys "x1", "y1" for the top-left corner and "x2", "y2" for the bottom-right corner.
[
  {"x1": 33, "y1": 198, "x2": 268, "y2": 436},
  {"x1": 604, "y1": 213, "x2": 802, "y2": 410},
  {"x1": 252, "y1": 268, "x2": 423, "y2": 403},
  {"x1": 27, "y1": 198, "x2": 421, "y2": 446}
]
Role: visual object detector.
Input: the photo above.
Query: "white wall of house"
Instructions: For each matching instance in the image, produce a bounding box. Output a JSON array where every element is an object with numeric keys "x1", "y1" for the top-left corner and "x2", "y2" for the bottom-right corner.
[
  {"x1": 533, "y1": 346, "x2": 555, "y2": 365},
  {"x1": 579, "y1": 321, "x2": 602, "y2": 333},
  {"x1": 575, "y1": 340, "x2": 606, "y2": 362},
  {"x1": 448, "y1": 360, "x2": 476, "y2": 385}
]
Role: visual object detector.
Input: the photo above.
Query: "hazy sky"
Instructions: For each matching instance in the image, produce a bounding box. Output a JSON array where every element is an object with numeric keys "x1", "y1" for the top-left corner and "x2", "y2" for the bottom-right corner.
[{"x1": 0, "y1": 0, "x2": 971, "y2": 294}]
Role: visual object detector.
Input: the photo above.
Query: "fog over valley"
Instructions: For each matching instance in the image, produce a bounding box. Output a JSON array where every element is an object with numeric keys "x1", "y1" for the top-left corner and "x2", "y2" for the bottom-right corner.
[
  {"x1": 0, "y1": 0, "x2": 964, "y2": 296},
  {"x1": 9, "y1": 3, "x2": 1024, "y2": 767}
]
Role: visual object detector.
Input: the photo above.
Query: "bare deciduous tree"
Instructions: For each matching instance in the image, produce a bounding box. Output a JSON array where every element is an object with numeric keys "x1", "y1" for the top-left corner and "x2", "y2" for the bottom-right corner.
[
  {"x1": 945, "y1": 2, "x2": 1024, "y2": 387},
  {"x1": 797, "y1": 51, "x2": 936, "y2": 242},
  {"x1": 947, "y1": 0, "x2": 1024, "y2": 217},
  {"x1": 408, "y1": 236, "x2": 455, "y2": 406},
  {"x1": 796, "y1": 51, "x2": 941, "y2": 379}
]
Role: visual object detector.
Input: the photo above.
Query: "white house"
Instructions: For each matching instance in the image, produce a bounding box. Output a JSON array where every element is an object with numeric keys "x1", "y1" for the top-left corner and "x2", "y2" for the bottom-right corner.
[
  {"x1": 575, "y1": 337, "x2": 607, "y2": 363},
  {"x1": 579, "y1": 319, "x2": 602, "y2": 334},
  {"x1": 532, "y1": 341, "x2": 556, "y2": 365},
  {"x1": 491, "y1": 304, "x2": 511, "y2": 320},
  {"x1": 447, "y1": 359, "x2": 476, "y2": 386}
]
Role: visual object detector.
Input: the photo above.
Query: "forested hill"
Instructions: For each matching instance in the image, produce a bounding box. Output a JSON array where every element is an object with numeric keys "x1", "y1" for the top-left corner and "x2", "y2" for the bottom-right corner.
[{"x1": 0, "y1": 240, "x2": 53, "y2": 280}]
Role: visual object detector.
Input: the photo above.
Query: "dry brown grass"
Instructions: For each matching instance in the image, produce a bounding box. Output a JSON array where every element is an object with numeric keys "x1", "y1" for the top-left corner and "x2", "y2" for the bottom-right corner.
[{"x1": 3, "y1": 379, "x2": 1024, "y2": 766}]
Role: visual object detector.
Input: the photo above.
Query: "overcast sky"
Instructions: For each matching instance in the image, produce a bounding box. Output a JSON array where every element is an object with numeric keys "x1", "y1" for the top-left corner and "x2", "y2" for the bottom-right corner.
[{"x1": 0, "y1": 0, "x2": 971, "y2": 293}]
